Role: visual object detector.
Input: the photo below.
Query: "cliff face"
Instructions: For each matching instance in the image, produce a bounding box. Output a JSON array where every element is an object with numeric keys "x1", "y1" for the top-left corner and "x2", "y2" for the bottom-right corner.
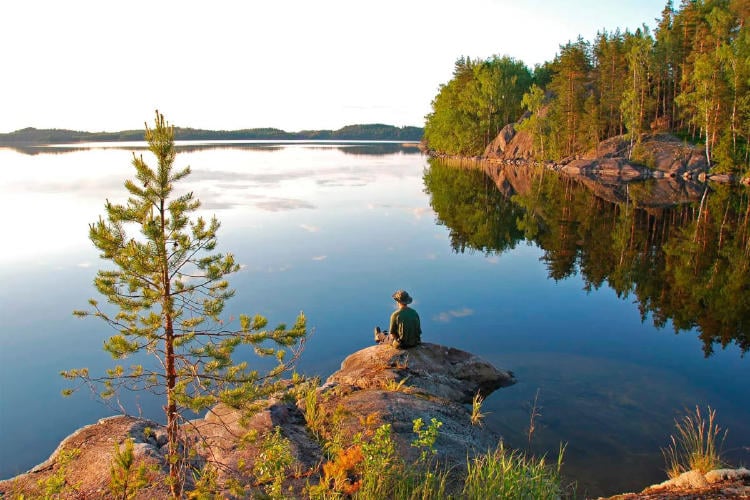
[
  {"x1": 484, "y1": 124, "x2": 710, "y2": 178},
  {"x1": 0, "y1": 342, "x2": 515, "y2": 498},
  {"x1": 485, "y1": 119, "x2": 750, "y2": 181},
  {"x1": 476, "y1": 125, "x2": 731, "y2": 208}
]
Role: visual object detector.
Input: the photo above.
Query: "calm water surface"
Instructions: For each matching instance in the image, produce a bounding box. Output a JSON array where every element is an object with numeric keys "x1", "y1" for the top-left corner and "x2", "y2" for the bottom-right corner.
[{"x1": 0, "y1": 142, "x2": 747, "y2": 496}]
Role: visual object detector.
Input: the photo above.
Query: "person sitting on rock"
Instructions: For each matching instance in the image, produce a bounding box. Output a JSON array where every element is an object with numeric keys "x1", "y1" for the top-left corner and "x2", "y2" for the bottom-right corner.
[{"x1": 374, "y1": 290, "x2": 421, "y2": 348}]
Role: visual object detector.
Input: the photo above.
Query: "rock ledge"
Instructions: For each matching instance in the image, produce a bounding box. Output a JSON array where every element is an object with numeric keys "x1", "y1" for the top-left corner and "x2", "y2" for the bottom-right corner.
[{"x1": 0, "y1": 342, "x2": 515, "y2": 498}]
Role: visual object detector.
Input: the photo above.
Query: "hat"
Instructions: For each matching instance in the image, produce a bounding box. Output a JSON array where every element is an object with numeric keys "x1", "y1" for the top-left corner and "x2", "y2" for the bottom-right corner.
[{"x1": 392, "y1": 290, "x2": 413, "y2": 304}]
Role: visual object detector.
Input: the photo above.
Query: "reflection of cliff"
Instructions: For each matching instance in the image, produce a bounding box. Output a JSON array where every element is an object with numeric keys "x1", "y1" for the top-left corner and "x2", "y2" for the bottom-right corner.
[
  {"x1": 482, "y1": 159, "x2": 706, "y2": 209},
  {"x1": 424, "y1": 158, "x2": 750, "y2": 356}
]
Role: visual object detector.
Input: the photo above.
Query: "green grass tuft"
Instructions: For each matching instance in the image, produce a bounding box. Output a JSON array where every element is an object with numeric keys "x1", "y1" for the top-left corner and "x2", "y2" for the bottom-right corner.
[
  {"x1": 462, "y1": 442, "x2": 566, "y2": 499},
  {"x1": 661, "y1": 405, "x2": 727, "y2": 478}
]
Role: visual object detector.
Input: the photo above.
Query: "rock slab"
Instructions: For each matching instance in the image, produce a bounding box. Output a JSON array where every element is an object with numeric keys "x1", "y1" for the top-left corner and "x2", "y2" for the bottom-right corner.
[{"x1": 0, "y1": 342, "x2": 516, "y2": 497}]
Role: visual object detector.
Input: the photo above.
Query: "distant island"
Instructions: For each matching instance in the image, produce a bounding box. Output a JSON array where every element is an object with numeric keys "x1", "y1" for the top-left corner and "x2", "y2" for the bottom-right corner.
[{"x1": 0, "y1": 123, "x2": 423, "y2": 145}]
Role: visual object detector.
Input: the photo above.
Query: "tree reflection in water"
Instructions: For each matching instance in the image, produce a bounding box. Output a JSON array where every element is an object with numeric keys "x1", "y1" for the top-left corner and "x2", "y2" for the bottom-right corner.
[{"x1": 423, "y1": 158, "x2": 750, "y2": 356}]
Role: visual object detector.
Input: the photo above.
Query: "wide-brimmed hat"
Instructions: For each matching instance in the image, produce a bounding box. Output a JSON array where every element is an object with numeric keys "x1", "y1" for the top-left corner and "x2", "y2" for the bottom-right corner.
[{"x1": 392, "y1": 290, "x2": 413, "y2": 304}]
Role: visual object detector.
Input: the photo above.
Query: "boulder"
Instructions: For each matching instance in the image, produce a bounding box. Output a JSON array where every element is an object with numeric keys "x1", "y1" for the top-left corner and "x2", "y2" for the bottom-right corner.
[
  {"x1": 599, "y1": 468, "x2": 750, "y2": 499},
  {"x1": 0, "y1": 416, "x2": 171, "y2": 499},
  {"x1": 561, "y1": 158, "x2": 653, "y2": 181},
  {"x1": 650, "y1": 469, "x2": 710, "y2": 490},
  {"x1": 315, "y1": 342, "x2": 515, "y2": 465},
  {"x1": 323, "y1": 342, "x2": 515, "y2": 403},
  {"x1": 187, "y1": 400, "x2": 323, "y2": 496},
  {"x1": 484, "y1": 124, "x2": 516, "y2": 158},
  {"x1": 705, "y1": 468, "x2": 750, "y2": 484}
]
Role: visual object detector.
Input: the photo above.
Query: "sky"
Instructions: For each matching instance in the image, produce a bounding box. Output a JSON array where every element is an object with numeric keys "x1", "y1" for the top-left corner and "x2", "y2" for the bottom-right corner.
[{"x1": 1, "y1": 0, "x2": 667, "y2": 133}]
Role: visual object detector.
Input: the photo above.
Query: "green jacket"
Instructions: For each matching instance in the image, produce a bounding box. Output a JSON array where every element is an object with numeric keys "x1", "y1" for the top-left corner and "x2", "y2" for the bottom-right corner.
[{"x1": 389, "y1": 306, "x2": 421, "y2": 348}]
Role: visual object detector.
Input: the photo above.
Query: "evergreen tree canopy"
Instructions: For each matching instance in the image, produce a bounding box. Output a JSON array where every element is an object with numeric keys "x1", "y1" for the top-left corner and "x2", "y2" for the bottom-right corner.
[
  {"x1": 64, "y1": 111, "x2": 307, "y2": 497},
  {"x1": 424, "y1": 0, "x2": 750, "y2": 175}
]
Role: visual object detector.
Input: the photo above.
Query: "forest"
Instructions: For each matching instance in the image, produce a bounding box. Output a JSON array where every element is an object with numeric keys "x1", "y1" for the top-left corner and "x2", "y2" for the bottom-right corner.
[
  {"x1": 0, "y1": 123, "x2": 424, "y2": 145},
  {"x1": 423, "y1": 0, "x2": 750, "y2": 175}
]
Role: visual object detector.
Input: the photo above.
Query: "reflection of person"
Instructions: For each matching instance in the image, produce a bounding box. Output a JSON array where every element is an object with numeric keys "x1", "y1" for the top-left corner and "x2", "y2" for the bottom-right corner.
[{"x1": 374, "y1": 290, "x2": 421, "y2": 348}]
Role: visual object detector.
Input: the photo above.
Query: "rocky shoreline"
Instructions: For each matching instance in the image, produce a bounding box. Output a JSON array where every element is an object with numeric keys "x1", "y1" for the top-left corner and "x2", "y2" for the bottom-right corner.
[
  {"x1": 599, "y1": 468, "x2": 750, "y2": 499},
  {"x1": 1, "y1": 343, "x2": 747, "y2": 499},
  {"x1": 424, "y1": 127, "x2": 750, "y2": 187},
  {"x1": 0, "y1": 343, "x2": 515, "y2": 498}
]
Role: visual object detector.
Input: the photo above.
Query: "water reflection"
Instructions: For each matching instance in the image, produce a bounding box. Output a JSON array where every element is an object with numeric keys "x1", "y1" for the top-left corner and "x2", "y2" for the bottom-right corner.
[
  {"x1": 424, "y1": 159, "x2": 750, "y2": 357},
  {"x1": 2, "y1": 141, "x2": 421, "y2": 157}
]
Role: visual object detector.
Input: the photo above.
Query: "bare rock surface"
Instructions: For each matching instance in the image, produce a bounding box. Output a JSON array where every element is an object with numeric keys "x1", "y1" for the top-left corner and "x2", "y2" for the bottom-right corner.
[
  {"x1": 324, "y1": 342, "x2": 515, "y2": 403},
  {"x1": 0, "y1": 342, "x2": 515, "y2": 497},
  {"x1": 0, "y1": 415, "x2": 171, "y2": 499},
  {"x1": 484, "y1": 123, "x2": 518, "y2": 157},
  {"x1": 600, "y1": 467, "x2": 750, "y2": 499},
  {"x1": 316, "y1": 342, "x2": 516, "y2": 465},
  {"x1": 484, "y1": 123, "x2": 535, "y2": 160},
  {"x1": 561, "y1": 158, "x2": 654, "y2": 180},
  {"x1": 481, "y1": 128, "x2": 717, "y2": 186},
  {"x1": 190, "y1": 400, "x2": 324, "y2": 494}
]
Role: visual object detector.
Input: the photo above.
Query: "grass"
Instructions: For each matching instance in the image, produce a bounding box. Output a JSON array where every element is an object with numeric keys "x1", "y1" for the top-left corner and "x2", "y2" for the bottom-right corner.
[
  {"x1": 382, "y1": 376, "x2": 411, "y2": 393},
  {"x1": 301, "y1": 380, "x2": 326, "y2": 441},
  {"x1": 661, "y1": 405, "x2": 727, "y2": 478},
  {"x1": 308, "y1": 417, "x2": 568, "y2": 500},
  {"x1": 527, "y1": 388, "x2": 542, "y2": 448},
  {"x1": 470, "y1": 392, "x2": 488, "y2": 426},
  {"x1": 462, "y1": 442, "x2": 566, "y2": 499}
]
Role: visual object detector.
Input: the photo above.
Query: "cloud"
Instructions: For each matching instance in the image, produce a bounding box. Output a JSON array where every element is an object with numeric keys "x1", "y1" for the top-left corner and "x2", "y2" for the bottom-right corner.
[
  {"x1": 76, "y1": 262, "x2": 92, "y2": 268},
  {"x1": 254, "y1": 198, "x2": 316, "y2": 212},
  {"x1": 316, "y1": 178, "x2": 369, "y2": 187},
  {"x1": 300, "y1": 224, "x2": 320, "y2": 233},
  {"x1": 267, "y1": 265, "x2": 291, "y2": 273},
  {"x1": 412, "y1": 207, "x2": 432, "y2": 219},
  {"x1": 189, "y1": 165, "x2": 381, "y2": 189},
  {"x1": 486, "y1": 256, "x2": 500, "y2": 264},
  {"x1": 311, "y1": 255, "x2": 327, "y2": 261},
  {"x1": 200, "y1": 200, "x2": 243, "y2": 210},
  {"x1": 433, "y1": 308, "x2": 474, "y2": 323}
]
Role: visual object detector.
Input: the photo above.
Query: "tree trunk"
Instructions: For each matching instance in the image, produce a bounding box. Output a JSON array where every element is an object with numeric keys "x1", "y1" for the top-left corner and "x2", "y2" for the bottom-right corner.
[
  {"x1": 166, "y1": 315, "x2": 180, "y2": 498},
  {"x1": 160, "y1": 197, "x2": 181, "y2": 499},
  {"x1": 704, "y1": 103, "x2": 711, "y2": 166}
]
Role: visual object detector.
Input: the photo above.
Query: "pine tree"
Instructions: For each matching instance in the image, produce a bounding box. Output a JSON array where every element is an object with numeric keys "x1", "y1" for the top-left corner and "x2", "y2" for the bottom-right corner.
[
  {"x1": 548, "y1": 38, "x2": 592, "y2": 157},
  {"x1": 653, "y1": 1, "x2": 677, "y2": 130},
  {"x1": 622, "y1": 27, "x2": 656, "y2": 157},
  {"x1": 64, "y1": 111, "x2": 307, "y2": 498},
  {"x1": 519, "y1": 84, "x2": 549, "y2": 159},
  {"x1": 593, "y1": 29, "x2": 628, "y2": 137}
]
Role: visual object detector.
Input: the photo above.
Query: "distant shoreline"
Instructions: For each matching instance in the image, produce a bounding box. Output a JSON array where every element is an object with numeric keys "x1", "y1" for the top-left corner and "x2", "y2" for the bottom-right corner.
[{"x1": 0, "y1": 123, "x2": 423, "y2": 146}]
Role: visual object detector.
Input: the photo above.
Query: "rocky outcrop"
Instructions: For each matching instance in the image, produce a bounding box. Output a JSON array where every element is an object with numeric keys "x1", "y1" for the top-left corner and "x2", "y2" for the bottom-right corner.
[
  {"x1": 473, "y1": 123, "x2": 750, "y2": 186},
  {"x1": 560, "y1": 157, "x2": 657, "y2": 181},
  {"x1": 483, "y1": 123, "x2": 536, "y2": 161},
  {"x1": 317, "y1": 343, "x2": 515, "y2": 465},
  {"x1": 0, "y1": 343, "x2": 515, "y2": 498},
  {"x1": 600, "y1": 467, "x2": 750, "y2": 499},
  {"x1": 325, "y1": 342, "x2": 514, "y2": 404},
  {"x1": 0, "y1": 416, "x2": 172, "y2": 499}
]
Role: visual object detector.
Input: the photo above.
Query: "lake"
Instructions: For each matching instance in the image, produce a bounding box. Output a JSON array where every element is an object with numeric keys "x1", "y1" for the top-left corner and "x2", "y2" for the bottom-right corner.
[{"x1": 0, "y1": 141, "x2": 747, "y2": 497}]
